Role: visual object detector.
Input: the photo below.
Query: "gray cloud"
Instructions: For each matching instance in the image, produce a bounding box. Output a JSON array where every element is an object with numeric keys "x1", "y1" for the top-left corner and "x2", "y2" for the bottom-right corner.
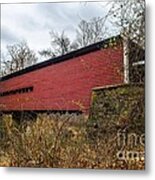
[
  {"x1": 1, "y1": 2, "x2": 116, "y2": 61},
  {"x1": 1, "y1": 26, "x2": 19, "y2": 44}
]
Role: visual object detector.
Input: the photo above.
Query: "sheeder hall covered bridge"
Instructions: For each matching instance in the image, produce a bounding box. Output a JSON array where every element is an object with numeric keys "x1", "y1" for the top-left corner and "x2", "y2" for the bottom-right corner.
[{"x1": 0, "y1": 35, "x2": 144, "y2": 120}]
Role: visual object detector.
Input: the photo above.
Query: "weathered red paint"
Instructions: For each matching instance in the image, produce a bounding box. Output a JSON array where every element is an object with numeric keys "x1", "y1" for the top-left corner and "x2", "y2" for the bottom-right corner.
[{"x1": 0, "y1": 46, "x2": 124, "y2": 113}]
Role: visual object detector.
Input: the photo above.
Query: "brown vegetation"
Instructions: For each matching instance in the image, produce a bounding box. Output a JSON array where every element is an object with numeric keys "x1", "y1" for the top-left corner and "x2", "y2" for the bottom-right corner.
[{"x1": 0, "y1": 112, "x2": 144, "y2": 169}]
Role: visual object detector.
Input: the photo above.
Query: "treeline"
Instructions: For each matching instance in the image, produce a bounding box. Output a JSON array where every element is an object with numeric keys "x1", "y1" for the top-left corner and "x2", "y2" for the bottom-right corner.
[{"x1": 0, "y1": 0, "x2": 145, "y2": 76}]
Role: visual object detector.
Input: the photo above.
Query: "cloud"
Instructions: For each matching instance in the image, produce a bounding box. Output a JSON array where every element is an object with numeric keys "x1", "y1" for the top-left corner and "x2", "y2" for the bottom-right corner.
[
  {"x1": 1, "y1": 26, "x2": 19, "y2": 44},
  {"x1": 1, "y1": 2, "x2": 115, "y2": 61}
]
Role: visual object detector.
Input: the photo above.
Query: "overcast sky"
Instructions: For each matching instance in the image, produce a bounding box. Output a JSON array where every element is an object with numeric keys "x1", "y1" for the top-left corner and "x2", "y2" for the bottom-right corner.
[{"x1": 1, "y1": 2, "x2": 120, "y2": 61}]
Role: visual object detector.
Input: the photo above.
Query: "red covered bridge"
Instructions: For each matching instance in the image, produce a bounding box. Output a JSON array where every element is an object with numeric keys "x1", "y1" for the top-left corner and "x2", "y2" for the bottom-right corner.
[{"x1": 0, "y1": 35, "x2": 144, "y2": 120}]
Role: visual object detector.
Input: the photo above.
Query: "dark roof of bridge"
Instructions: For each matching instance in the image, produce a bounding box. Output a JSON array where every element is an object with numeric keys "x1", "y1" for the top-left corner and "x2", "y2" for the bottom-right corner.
[{"x1": 0, "y1": 35, "x2": 121, "y2": 82}]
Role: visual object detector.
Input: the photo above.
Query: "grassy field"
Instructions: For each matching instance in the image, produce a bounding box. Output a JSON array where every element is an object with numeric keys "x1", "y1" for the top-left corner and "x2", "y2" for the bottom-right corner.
[{"x1": 0, "y1": 113, "x2": 144, "y2": 169}]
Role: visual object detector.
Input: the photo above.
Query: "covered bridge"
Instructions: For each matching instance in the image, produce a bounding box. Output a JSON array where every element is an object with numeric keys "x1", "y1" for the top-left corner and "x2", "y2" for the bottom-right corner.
[{"x1": 0, "y1": 35, "x2": 144, "y2": 120}]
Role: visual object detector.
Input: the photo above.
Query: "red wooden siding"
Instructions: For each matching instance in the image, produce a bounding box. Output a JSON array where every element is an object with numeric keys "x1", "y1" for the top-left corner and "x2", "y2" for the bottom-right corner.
[{"x1": 0, "y1": 45, "x2": 124, "y2": 113}]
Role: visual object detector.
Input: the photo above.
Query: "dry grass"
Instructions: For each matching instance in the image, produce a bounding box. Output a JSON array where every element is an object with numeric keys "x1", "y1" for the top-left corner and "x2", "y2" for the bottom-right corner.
[{"x1": 0, "y1": 113, "x2": 145, "y2": 169}]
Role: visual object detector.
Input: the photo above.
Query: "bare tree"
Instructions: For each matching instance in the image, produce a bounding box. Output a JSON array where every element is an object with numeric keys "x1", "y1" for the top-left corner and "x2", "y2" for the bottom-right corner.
[
  {"x1": 105, "y1": 0, "x2": 145, "y2": 83},
  {"x1": 107, "y1": 0, "x2": 145, "y2": 48},
  {"x1": 39, "y1": 31, "x2": 77, "y2": 58},
  {"x1": 39, "y1": 48, "x2": 56, "y2": 59},
  {"x1": 39, "y1": 17, "x2": 106, "y2": 59},
  {"x1": 50, "y1": 31, "x2": 72, "y2": 55},
  {"x1": 1, "y1": 41, "x2": 38, "y2": 76},
  {"x1": 75, "y1": 17, "x2": 106, "y2": 48}
]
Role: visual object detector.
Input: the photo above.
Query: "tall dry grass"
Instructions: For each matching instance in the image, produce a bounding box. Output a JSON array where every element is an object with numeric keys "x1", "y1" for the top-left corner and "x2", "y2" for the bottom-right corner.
[{"x1": 0, "y1": 113, "x2": 144, "y2": 169}]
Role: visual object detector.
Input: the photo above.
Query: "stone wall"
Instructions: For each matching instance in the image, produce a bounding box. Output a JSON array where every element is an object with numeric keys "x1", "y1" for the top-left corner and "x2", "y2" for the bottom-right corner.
[{"x1": 88, "y1": 84, "x2": 145, "y2": 140}]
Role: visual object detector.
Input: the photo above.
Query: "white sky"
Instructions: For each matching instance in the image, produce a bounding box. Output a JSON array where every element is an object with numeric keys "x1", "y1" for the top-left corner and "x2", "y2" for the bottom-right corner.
[{"x1": 1, "y1": 2, "x2": 120, "y2": 61}]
